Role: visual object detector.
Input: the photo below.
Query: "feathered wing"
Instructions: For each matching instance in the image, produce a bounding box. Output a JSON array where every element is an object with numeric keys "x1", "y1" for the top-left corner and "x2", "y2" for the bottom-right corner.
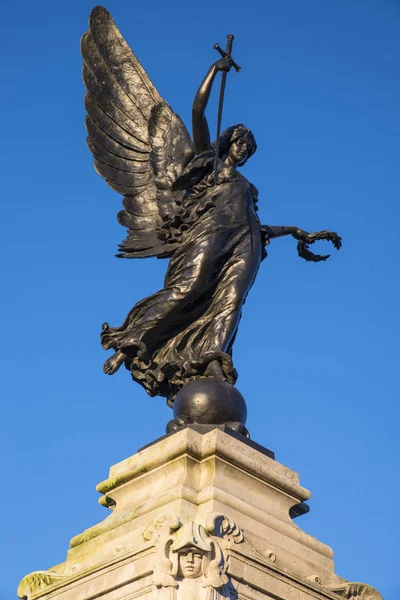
[{"x1": 81, "y1": 6, "x2": 195, "y2": 258}]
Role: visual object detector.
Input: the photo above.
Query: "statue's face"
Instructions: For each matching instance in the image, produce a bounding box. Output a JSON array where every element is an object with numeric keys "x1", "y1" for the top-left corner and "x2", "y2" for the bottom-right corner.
[
  {"x1": 228, "y1": 137, "x2": 249, "y2": 165},
  {"x1": 177, "y1": 548, "x2": 203, "y2": 579}
]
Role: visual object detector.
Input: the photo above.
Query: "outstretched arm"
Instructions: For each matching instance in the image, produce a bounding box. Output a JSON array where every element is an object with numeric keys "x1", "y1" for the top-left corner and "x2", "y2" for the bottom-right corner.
[
  {"x1": 261, "y1": 225, "x2": 342, "y2": 262},
  {"x1": 262, "y1": 225, "x2": 305, "y2": 239},
  {"x1": 192, "y1": 57, "x2": 232, "y2": 155}
]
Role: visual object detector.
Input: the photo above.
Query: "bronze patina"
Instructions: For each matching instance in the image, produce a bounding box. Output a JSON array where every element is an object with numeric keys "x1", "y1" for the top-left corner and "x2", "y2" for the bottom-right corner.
[{"x1": 81, "y1": 7, "x2": 341, "y2": 431}]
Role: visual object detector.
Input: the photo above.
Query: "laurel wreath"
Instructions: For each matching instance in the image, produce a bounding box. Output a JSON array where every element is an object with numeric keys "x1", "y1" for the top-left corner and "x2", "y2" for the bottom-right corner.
[{"x1": 294, "y1": 230, "x2": 342, "y2": 262}]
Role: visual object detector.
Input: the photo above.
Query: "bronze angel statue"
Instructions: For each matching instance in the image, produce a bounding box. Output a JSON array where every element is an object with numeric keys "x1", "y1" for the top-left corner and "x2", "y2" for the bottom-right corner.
[{"x1": 81, "y1": 7, "x2": 341, "y2": 411}]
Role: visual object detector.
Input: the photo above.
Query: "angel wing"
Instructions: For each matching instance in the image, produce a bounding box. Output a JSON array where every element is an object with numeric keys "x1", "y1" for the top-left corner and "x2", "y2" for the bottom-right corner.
[{"x1": 81, "y1": 6, "x2": 195, "y2": 258}]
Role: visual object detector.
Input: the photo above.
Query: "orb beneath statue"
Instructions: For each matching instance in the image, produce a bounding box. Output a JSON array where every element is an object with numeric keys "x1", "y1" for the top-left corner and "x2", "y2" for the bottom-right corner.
[{"x1": 166, "y1": 378, "x2": 248, "y2": 437}]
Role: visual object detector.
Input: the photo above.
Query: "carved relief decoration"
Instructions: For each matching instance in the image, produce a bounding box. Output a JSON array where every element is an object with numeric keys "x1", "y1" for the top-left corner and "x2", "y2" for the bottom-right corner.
[
  {"x1": 17, "y1": 571, "x2": 65, "y2": 600},
  {"x1": 328, "y1": 583, "x2": 383, "y2": 600},
  {"x1": 143, "y1": 512, "x2": 243, "y2": 599}
]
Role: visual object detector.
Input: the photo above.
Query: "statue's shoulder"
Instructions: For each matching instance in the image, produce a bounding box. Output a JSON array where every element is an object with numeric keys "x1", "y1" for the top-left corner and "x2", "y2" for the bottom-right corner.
[
  {"x1": 249, "y1": 182, "x2": 259, "y2": 200},
  {"x1": 235, "y1": 172, "x2": 259, "y2": 204},
  {"x1": 231, "y1": 168, "x2": 257, "y2": 190}
]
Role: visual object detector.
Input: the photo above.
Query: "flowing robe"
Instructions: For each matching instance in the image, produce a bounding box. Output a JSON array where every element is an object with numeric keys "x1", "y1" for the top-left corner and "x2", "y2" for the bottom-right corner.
[{"x1": 101, "y1": 157, "x2": 265, "y2": 401}]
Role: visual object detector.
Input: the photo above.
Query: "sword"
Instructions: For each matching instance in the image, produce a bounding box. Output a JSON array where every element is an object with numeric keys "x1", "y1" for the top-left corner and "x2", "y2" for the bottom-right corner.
[{"x1": 213, "y1": 35, "x2": 241, "y2": 184}]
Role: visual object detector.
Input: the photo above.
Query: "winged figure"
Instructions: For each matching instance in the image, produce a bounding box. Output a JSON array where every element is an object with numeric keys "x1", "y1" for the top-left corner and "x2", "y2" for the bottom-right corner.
[{"x1": 81, "y1": 6, "x2": 341, "y2": 404}]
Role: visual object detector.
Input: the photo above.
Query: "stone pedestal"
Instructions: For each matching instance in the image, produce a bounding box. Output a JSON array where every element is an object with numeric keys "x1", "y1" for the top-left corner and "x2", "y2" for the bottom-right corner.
[{"x1": 18, "y1": 428, "x2": 382, "y2": 600}]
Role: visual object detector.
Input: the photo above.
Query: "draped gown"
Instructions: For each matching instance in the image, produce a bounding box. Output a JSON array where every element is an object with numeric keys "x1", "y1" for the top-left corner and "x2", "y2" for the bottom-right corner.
[{"x1": 101, "y1": 154, "x2": 265, "y2": 401}]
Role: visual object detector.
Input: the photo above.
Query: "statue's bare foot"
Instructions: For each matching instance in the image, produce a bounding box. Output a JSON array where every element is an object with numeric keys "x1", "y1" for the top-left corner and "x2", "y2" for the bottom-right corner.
[
  {"x1": 103, "y1": 350, "x2": 126, "y2": 375},
  {"x1": 205, "y1": 359, "x2": 225, "y2": 380}
]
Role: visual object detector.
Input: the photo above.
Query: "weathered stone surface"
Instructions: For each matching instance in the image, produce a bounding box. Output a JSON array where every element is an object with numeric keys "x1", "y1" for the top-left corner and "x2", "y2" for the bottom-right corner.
[{"x1": 18, "y1": 428, "x2": 382, "y2": 600}]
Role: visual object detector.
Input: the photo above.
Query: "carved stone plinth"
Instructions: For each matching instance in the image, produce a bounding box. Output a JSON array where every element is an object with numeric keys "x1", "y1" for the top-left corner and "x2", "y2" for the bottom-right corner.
[{"x1": 18, "y1": 428, "x2": 382, "y2": 600}]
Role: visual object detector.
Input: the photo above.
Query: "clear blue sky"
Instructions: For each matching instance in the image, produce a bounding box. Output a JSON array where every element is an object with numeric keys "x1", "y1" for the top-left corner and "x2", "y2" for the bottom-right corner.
[{"x1": 1, "y1": 0, "x2": 399, "y2": 598}]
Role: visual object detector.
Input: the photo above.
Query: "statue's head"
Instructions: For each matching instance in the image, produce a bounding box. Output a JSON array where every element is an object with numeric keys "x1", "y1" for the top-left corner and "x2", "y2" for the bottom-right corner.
[
  {"x1": 177, "y1": 546, "x2": 204, "y2": 579},
  {"x1": 149, "y1": 516, "x2": 235, "y2": 590},
  {"x1": 216, "y1": 124, "x2": 257, "y2": 166},
  {"x1": 170, "y1": 522, "x2": 212, "y2": 581}
]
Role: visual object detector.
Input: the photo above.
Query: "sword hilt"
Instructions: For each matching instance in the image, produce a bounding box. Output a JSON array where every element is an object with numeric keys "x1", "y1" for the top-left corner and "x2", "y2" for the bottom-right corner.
[{"x1": 213, "y1": 40, "x2": 241, "y2": 72}]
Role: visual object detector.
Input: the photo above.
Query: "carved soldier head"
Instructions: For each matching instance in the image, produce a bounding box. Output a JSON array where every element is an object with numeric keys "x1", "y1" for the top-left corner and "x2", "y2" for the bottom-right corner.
[
  {"x1": 177, "y1": 546, "x2": 204, "y2": 579},
  {"x1": 147, "y1": 514, "x2": 241, "y2": 593},
  {"x1": 170, "y1": 522, "x2": 212, "y2": 580}
]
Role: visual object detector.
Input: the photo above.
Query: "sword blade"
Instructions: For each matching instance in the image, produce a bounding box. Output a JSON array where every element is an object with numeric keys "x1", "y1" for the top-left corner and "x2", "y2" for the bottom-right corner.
[
  {"x1": 213, "y1": 34, "x2": 234, "y2": 185},
  {"x1": 214, "y1": 71, "x2": 228, "y2": 184}
]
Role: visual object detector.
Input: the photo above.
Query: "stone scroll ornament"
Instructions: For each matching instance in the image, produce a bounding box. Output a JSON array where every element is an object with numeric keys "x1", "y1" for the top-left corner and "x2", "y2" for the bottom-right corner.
[
  {"x1": 143, "y1": 513, "x2": 243, "y2": 600},
  {"x1": 81, "y1": 7, "x2": 342, "y2": 427},
  {"x1": 17, "y1": 572, "x2": 66, "y2": 600},
  {"x1": 327, "y1": 583, "x2": 383, "y2": 600}
]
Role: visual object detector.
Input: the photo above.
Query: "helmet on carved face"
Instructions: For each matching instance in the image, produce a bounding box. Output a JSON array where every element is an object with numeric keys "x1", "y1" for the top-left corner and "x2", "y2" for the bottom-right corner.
[{"x1": 170, "y1": 522, "x2": 212, "y2": 553}]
